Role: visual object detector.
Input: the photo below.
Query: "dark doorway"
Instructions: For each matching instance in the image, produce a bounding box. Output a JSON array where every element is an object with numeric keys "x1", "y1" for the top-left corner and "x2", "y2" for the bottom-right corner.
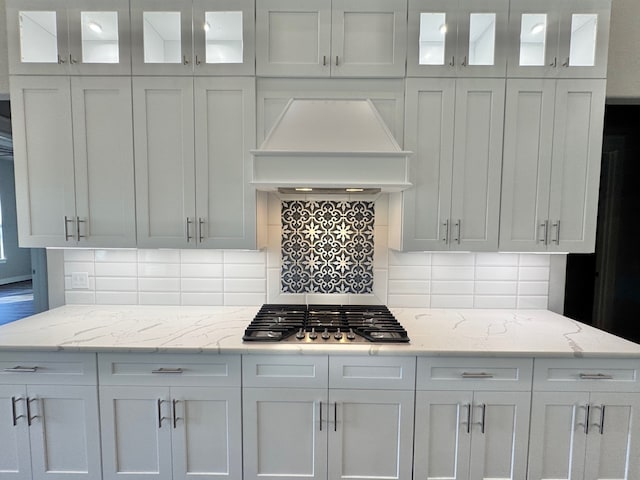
[{"x1": 564, "y1": 104, "x2": 640, "y2": 343}]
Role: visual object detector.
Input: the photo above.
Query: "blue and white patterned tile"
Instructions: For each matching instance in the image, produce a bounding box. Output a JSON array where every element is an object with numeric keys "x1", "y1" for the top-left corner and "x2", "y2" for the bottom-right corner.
[{"x1": 281, "y1": 200, "x2": 374, "y2": 294}]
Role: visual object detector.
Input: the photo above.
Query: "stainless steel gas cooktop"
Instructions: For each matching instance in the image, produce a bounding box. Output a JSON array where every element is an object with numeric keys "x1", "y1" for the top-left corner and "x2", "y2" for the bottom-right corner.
[{"x1": 242, "y1": 304, "x2": 410, "y2": 343}]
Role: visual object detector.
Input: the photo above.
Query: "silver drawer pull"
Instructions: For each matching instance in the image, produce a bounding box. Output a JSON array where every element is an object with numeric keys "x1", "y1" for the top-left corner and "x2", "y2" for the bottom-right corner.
[
  {"x1": 4, "y1": 366, "x2": 38, "y2": 373},
  {"x1": 152, "y1": 368, "x2": 184, "y2": 374},
  {"x1": 579, "y1": 373, "x2": 613, "y2": 380},
  {"x1": 461, "y1": 372, "x2": 494, "y2": 379}
]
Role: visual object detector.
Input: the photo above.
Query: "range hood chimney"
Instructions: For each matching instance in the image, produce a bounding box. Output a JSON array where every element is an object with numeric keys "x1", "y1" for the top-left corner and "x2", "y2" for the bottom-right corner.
[{"x1": 251, "y1": 99, "x2": 412, "y2": 192}]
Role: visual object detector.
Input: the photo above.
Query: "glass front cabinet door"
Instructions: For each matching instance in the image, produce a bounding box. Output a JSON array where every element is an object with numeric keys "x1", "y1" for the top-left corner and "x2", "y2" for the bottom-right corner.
[
  {"x1": 131, "y1": 0, "x2": 254, "y2": 75},
  {"x1": 507, "y1": 0, "x2": 611, "y2": 78},
  {"x1": 7, "y1": 0, "x2": 131, "y2": 75},
  {"x1": 407, "y1": 0, "x2": 509, "y2": 77}
]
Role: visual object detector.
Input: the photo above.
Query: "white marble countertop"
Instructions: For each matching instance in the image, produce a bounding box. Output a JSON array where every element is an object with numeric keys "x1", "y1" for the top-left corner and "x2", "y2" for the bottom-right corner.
[{"x1": 0, "y1": 305, "x2": 639, "y2": 358}]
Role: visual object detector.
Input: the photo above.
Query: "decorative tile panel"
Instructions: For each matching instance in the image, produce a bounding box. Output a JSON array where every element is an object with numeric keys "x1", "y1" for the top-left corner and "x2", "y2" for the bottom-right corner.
[{"x1": 281, "y1": 201, "x2": 375, "y2": 294}]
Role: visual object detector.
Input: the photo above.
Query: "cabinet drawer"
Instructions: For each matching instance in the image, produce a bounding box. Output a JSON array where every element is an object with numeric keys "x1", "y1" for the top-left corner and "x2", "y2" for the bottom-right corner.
[
  {"x1": 533, "y1": 358, "x2": 640, "y2": 392},
  {"x1": 0, "y1": 352, "x2": 97, "y2": 385},
  {"x1": 243, "y1": 355, "x2": 328, "y2": 388},
  {"x1": 98, "y1": 353, "x2": 240, "y2": 387},
  {"x1": 329, "y1": 356, "x2": 416, "y2": 390},
  {"x1": 416, "y1": 357, "x2": 533, "y2": 391}
]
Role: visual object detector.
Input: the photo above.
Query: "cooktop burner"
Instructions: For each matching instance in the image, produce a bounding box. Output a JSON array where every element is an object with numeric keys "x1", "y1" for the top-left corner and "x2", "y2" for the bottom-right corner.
[{"x1": 243, "y1": 304, "x2": 410, "y2": 343}]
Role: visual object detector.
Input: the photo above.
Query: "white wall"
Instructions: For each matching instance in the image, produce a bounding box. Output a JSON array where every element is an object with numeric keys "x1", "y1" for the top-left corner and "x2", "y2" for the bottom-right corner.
[
  {"x1": 0, "y1": 158, "x2": 31, "y2": 283},
  {"x1": 606, "y1": 0, "x2": 640, "y2": 99},
  {"x1": 62, "y1": 194, "x2": 556, "y2": 309}
]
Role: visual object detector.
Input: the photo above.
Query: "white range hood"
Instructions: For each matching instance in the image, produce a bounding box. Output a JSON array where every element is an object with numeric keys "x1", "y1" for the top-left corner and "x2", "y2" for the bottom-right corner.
[{"x1": 251, "y1": 99, "x2": 412, "y2": 192}]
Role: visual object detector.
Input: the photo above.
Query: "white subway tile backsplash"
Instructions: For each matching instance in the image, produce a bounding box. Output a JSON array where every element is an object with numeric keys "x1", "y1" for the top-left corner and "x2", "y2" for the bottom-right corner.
[
  {"x1": 95, "y1": 277, "x2": 137, "y2": 292},
  {"x1": 475, "y1": 281, "x2": 518, "y2": 296},
  {"x1": 139, "y1": 278, "x2": 181, "y2": 292},
  {"x1": 181, "y1": 292, "x2": 224, "y2": 306},
  {"x1": 475, "y1": 253, "x2": 519, "y2": 266},
  {"x1": 137, "y1": 249, "x2": 180, "y2": 263},
  {"x1": 388, "y1": 280, "x2": 430, "y2": 295},
  {"x1": 139, "y1": 292, "x2": 180, "y2": 306},
  {"x1": 95, "y1": 250, "x2": 137, "y2": 263},
  {"x1": 95, "y1": 262, "x2": 138, "y2": 277},
  {"x1": 374, "y1": 195, "x2": 389, "y2": 226},
  {"x1": 474, "y1": 296, "x2": 517, "y2": 309},
  {"x1": 475, "y1": 266, "x2": 519, "y2": 281},
  {"x1": 64, "y1": 250, "x2": 95, "y2": 262},
  {"x1": 224, "y1": 293, "x2": 266, "y2": 306},
  {"x1": 389, "y1": 250, "x2": 431, "y2": 266},
  {"x1": 373, "y1": 269, "x2": 388, "y2": 304},
  {"x1": 65, "y1": 291, "x2": 96, "y2": 304},
  {"x1": 224, "y1": 264, "x2": 266, "y2": 279},
  {"x1": 519, "y1": 254, "x2": 551, "y2": 267},
  {"x1": 518, "y1": 267, "x2": 551, "y2": 281},
  {"x1": 180, "y1": 249, "x2": 223, "y2": 264},
  {"x1": 138, "y1": 263, "x2": 180, "y2": 278},
  {"x1": 267, "y1": 226, "x2": 282, "y2": 268},
  {"x1": 431, "y1": 295, "x2": 474, "y2": 308},
  {"x1": 306, "y1": 293, "x2": 350, "y2": 305},
  {"x1": 224, "y1": 278, "x2": 266, "y2": 293},
  {"x1": 431, "y1": 281, "x2": 474, "y2": 295},
  {"x1": 181, "y1": 263, "x2": 223, "y2": 278},
  {"x1": 517, "y1": 296, "x2": 549, "y2": 309},
  {"x1": 387, "y1": 294, "x2": 429, "y2": 308},
  {"x1": 432, "y1": 266, "x2": 475, "y2": 281},
  {"x1": 432, "y1": 253, "x2": 475, "y2": 266},
  {"x1": 64, "y1": 276, "x2": 96, "y2": 291},
  {"x1": 518, "y1": 281, "x2": 549, "y2": 296},
  {"x1": 95, "y1": 291, "x2": 138, "y2": 305},
  {"x1": 374, "y1": 226, "x2": 389, "y2": 268},
  {"x1": 64, "y1": 262, "x2": 95, "y2": 276},
  {"x1": 388, "y1": 265, "x2": 430, "y2": 281},
  {"x1": 223, "y1": 250, "x2": 266, "y2": 264},
  {"x1": 180, "y1": 278, "x2": 223, "y2": 293}
]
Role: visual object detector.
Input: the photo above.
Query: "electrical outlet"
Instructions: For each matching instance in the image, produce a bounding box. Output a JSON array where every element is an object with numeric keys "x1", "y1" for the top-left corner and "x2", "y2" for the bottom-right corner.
[{"x1": 71, "y1": 272, "x2": 90, "y2": 289}]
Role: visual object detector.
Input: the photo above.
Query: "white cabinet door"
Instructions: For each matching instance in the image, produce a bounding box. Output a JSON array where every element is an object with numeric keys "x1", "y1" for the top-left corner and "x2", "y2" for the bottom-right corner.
[
  {"x1": 100, "y1": 386, "x2": 173, "y2": 480},
  {"x1": 500, "y1": 79, "x2": 555, "y2": 252},
  {"x1": 256, "y1": 0, "x2": 331, "y2": 77},
  {"x1": 328, "y1": 389, "x2": 414, "y2": 480},
  {"x1": 508, "y1": 0, "x2": 611, "y2": 79},
  {"x1": 407, "y1": 0, "x2": 509, "y2": 77},
  {"x1": 10, "y1": 76, "x2": 76, "y2": 248},
  {"x1": 330, "y1": 0, "x2": 407, "y2": 78},
  {"x1": 130, "y1": 0, "x2": 193, "y2": 75},
  {"x1": 583, "y1": 392, "x2": 640, "y2": 480},
  {"x1": 547, "y1": 79, "x2": 605, "y2": 253},
  {"x1": 194, "y1": 77, "x2": 257, "y2": 249},
  {"x1": 468, "y1": 391, "x2": 531, "y2": 480},
  {"x1": 450, "y1": 78, "x2": 505, "y2": 251},
  {"x1": 527, "y1": 391, "x2": 589, "y2": 480},
  {"x1": 27, "y1": 385, "x2": 102, "y2": 480},
  {"x1": 393, "y1": 78, "x2": 455, "y2": 251},
  {"x1": 192, "y1": 0, "x2": 255, "y2": 76},
  {"x1": 71, "y1": 76, "x2": 136, "y2": 247},
  {"x1": 243, "y1": 388, "x2": 328, "y2": 480},
  {"x1": 133, "y1": 77, "x2": 196, "y2": 248},
  {"x1": 413, "y1": 391, "x2": 473, "y2": 480},
  {"x1": 0, "y1": 386, "x2": 31, "y2": 480},
  {"x1": 171, "y1": 386, "x2": 242, "y2": 480}
]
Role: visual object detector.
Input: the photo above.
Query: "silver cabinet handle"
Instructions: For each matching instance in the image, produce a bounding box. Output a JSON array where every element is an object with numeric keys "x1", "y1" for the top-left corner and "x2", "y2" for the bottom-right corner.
[
  {"x1": 461, "y1": 372, "x2": 494, "y2": 379},
  {"x1": 480, "y1": 403, "x2": 486, "y2": 434},
  {"x1": 599, "y1": 405, "x2": 606, "y2": 434},
  {"x1": 151, "y1": 368, "x2": 183, "y2": 374},
  {"x1": 579, "y1": 373, "x2": 613, "y2": 380},
  {"x1": 172, "y1": 399, "x2": 180, "y2": 429},
  {"x1": 584, "y1": 404, "x2": 591, "y2": 434},
  {"x1": 465, "y1": 403, "x2": 472, "y2": 434},
  {"x1": 11, "y1": 396, "x2": 24, "y2": 426},
  {"x1": 4, "y1": 366, "x2": 38, "y2": 373},
  {"x1": 58, "y1": 54, "x2": 66, "y2": 64},
  {"x1": 195, "y1": 55, "x2": 201, "y2": 66},
  {"x1": 157, "y1": 399, "x2": 168, "y2": 428},
  {"x1": 26, "y1": 397, "x2": 38, "y2": 426},
  {"x1": 198, "y1": 218, "x2": 205, "y2": 243},
  {"x1": 449, "y1": 56, "x2": 455, "y2": 67},
  {"x1": 186, "y1": 218, "x2": 193, "y2": 242},
  {"x1": 461, "y1": 55, "x2": 467, "y2": 67},
  {"x1": 64, "y1": 216, "x2": 75, "y2": 241},
  {"x1": 335, "y1": 56, "x2": 339, "y2": 66},
  {"x1": 69, "y1": 54, "x2": 77, "y2": 64},
  {"x1": 562, "y1": 57, "x2": 569, "y2": 67},
  {"x1": 442, "y1": 219, "x2": 450, "y2": 244},
  {"x1": 334, "y1": 402, "x2": 338, "y2": 432},
  {"x1": 323, "y1": 55, "x2": 327, "y2": 66},
  {"x1": 453, "y1": 219, "x2": 461, "y2": 244},
  {"x1": 183, "y1": 55, "x2": 190, "y2": 65},
  {"x1": 76, "y1": 217, "x2": 86, "y2": 240},
  {"x1": 539, "y1": 220, "x2": 549, "y2": 245},
  {"x1": 550, "y1": 57, "x2": 557, "y2": 68},
  {"x1": 551, "y1": 220, "x2": 561, "y2": 244},
  {"x1": 319, "y1": 401, "x2": 323, "y2": 431}
]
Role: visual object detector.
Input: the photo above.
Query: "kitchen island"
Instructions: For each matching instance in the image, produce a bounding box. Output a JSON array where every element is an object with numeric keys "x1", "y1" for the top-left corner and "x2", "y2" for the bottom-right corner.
[{"x1": 1, "y1": 306, "x2": 639, "y2": 480}]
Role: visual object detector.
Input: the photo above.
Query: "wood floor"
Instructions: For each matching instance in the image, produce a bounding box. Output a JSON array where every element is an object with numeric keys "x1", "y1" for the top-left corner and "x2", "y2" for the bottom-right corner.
[{"x1": 0, "y1": 280, "x2": 34, "y2": 326}]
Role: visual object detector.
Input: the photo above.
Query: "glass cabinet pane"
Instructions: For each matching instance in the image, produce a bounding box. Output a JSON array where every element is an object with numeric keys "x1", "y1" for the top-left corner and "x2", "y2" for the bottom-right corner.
[
  {"x1": 468, "y1": 13, "x2": 496, "y2": 66},
  {"x1": 419, "y1": 13, "x2": 446, "y2": 65},
  {"x1": 143, "y1": 12, "x2": 181, "y2": 63},
  {"x1": 205, "y1": 11, "x2": 243, "y2": 63},
  {"x1": 569, "y1": 14, "x2": 598, "y2": 67},
  {"x1": 19, "y1": 11, "x2": 58, "y2": 63},
  {"x1": 519, "y1": 14, "x2": 547, "y2": 66},
  {"x1": 81, "y1": 12, "x2": 119, "y2": 63}
]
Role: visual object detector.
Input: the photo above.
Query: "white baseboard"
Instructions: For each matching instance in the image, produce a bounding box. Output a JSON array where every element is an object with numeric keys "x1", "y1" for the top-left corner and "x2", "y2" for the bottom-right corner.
[{"x1": 0, "y1": 274, "x2": 32, "y2": 286}]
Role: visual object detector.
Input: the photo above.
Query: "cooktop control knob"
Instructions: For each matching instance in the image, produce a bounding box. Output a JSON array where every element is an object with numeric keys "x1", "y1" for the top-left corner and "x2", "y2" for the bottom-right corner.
[
  {"x1": 321, "y1": 328, "x2": 331, "y2": 340},
  {"x1": 295, "y1": 328, "x2": 305, "y2": 340},
  {"x1": 334, "y1": 328, "x2": 343, "y2": 340},
  {"x1": 308, "y1": 328, "x2": 317, "y2": 340},
  {"x1": 346, "y1": 328, "x2": 356, "y2": 341}
]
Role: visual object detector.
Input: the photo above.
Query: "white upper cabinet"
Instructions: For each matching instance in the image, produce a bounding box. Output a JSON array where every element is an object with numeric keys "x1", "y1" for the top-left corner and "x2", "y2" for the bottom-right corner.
[
  {"x1": 407, "y1": 0, "x2": 509, "y2": 77},
  {"x1": 130, "y1": 0, "x2": 255, "y2": 76},
  {"x1": 256, "y1": 0, "x2": 407, "y2": 78},
  {"x1": 507, "y1": 0, "x2": 611, "y2": 78},
  {"x1": 6, "y1": 0, "x2": 131, "y2": 75}
]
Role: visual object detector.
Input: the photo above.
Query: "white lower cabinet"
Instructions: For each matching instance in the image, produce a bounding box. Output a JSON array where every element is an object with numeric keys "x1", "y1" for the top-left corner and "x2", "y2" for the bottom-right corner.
[
  {"x1": 242, "y1": 355, "x2": 415, "y2": 480},
  {"x1": 98, "y1": 354, "x2": 242, "y2": 480},
  {"x1": 414, "y1": 357, "x2": 533, "y2": 480},
  {"x1": 528, "y1": 359, "x2": 640, "y2": 480},
  {"x1": 0, "y1": 353, "x2": 101, "y2": 480}
]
